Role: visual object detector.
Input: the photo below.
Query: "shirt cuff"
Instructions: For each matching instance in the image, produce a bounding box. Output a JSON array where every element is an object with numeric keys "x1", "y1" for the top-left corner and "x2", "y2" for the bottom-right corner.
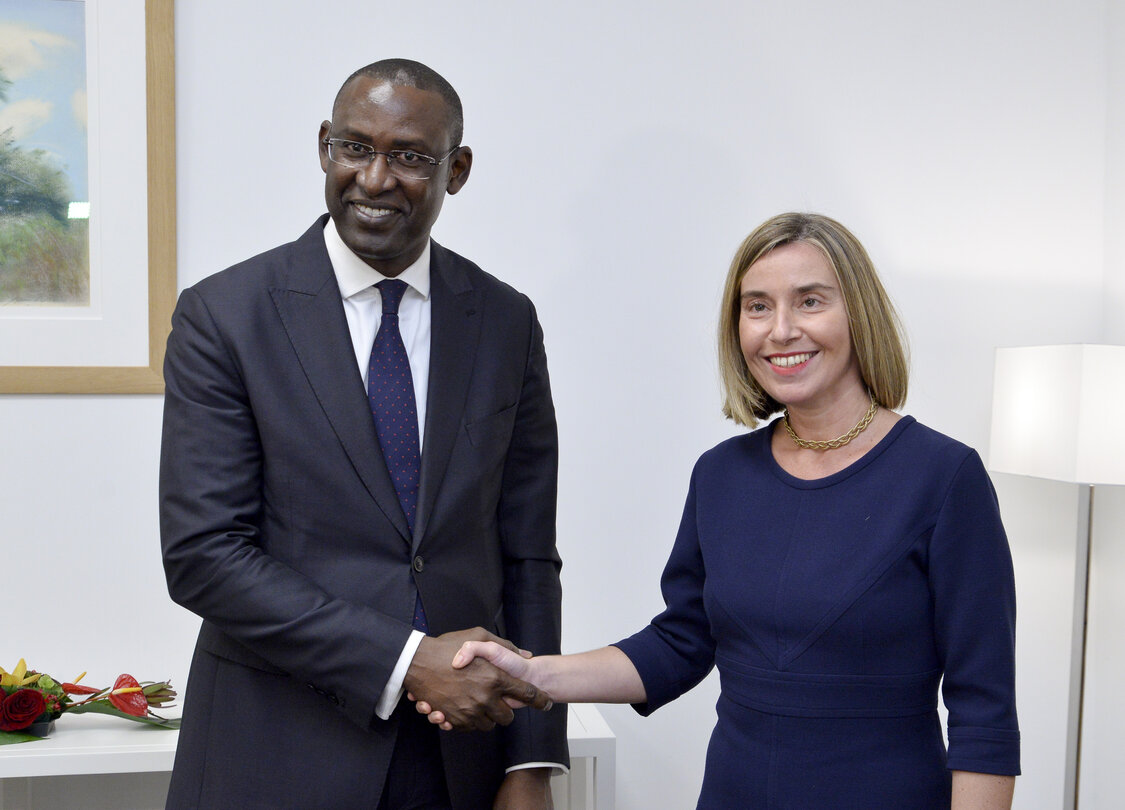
[
  {"x1": 375, "y1": 629, "x2": 425, "y2": 720},
  {"x1": 505, "y1": 762, "x2": 569, "y2": 777}
]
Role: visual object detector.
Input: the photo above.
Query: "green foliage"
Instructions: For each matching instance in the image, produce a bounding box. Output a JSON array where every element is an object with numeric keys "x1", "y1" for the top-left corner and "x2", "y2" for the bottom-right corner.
[
  {"x1": 0, "y1": 64, "x2": 88, "y2": 303},
  {"x1": 1, "y1": 133, "x2": 72, "y2": 222},
  {"x1": 66, "y1": 700, "x2": 181, "y2": 729},
  {"x1": 0, "y1": 212, "x2": 89, "y2": 303},
  {"x1": 0, "y1": 63, "x2": 72, "y2": 221},
  {"x1": 34, "y1": 675, "x2": 69, "y2": 721},
  {"x1": 0, "y1": 729, "x2": 45, "y2": 745}
]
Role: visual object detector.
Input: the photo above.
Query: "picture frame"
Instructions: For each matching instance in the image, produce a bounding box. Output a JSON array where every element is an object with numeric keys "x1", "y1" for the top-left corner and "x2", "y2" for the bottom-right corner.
[{"x1": 0, "y1": 0, "x2": 175, "y2": 394}]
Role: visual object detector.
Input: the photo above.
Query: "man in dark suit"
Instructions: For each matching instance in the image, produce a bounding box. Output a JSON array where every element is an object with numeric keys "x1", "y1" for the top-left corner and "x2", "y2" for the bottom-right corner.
[{"x1": 159, "y1": 59, "x2": 566, "y2": 809}]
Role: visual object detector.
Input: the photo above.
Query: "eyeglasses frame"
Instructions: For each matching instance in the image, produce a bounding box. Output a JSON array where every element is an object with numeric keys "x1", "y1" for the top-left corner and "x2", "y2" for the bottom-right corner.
[{"x1": 322, "y1": 137, "x2": 461, "y2": 181}]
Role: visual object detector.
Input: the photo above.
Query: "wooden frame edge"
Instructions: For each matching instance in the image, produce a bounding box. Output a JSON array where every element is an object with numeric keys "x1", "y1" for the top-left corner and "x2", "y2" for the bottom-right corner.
[{"x1": 0, "y1": 0, "x2": 176, "y2": 395}]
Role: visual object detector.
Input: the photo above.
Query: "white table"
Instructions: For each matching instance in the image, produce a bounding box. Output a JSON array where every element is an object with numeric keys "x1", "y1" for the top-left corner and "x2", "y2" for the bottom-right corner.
[
  {"x1": 562, "y1": 703, "x2": 616, "y2": 810},
  {"x1": 0, "y1": 704, "x2": 614, "y2": 809}
]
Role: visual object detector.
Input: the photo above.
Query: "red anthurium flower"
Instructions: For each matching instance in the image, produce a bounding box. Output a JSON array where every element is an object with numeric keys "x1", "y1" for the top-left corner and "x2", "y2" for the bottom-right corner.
[
  {"x1": 61, "y1": 682, "x2": 101, "y2": 695},
  {"x1": 108, "y1": 674, "x2": 148, "y2": 717}
]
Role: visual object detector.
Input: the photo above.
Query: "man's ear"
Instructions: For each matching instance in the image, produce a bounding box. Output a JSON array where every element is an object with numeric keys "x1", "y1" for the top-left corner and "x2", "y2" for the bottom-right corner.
[
  {"x1": 445, "y1": 146, "x2": 472, "y2": 195},
  {"x1": 318, "y1": 121, "x2": 332, "y2": 172}
]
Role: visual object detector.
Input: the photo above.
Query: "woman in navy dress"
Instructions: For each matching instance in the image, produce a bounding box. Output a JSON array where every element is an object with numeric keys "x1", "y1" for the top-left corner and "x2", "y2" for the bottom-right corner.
[{"x1": 422, "y1": 213, "x2": 1019, "y2": 809}]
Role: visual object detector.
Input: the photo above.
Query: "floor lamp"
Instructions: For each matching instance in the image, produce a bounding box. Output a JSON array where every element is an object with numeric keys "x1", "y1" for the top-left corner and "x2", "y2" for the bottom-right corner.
[{"x1": 988, "y1": 344, "x2": 1125, "y2": 809}]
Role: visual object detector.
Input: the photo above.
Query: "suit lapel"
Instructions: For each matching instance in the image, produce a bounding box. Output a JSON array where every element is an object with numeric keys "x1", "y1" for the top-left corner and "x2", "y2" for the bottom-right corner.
[
  {"x1": 268, "y1": 219, "x2": 412, "y2": 544},
  {"x1": 414, "y1": 241, "x2": 481, "y2": 548}
]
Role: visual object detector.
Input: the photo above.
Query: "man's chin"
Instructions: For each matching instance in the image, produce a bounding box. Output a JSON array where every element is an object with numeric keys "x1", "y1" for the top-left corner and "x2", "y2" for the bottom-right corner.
[
  {"x1": 336, "y1": 224, "x2": 396, "y2": 258},
  {"x1": 342, "y1": 237, "x2": 417, "y2": 275}
]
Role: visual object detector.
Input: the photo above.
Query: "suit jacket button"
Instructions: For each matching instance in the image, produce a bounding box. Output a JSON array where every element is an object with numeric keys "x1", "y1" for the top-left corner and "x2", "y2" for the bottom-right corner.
[{"x1": 413, "y1": 555, "x2": 425, "y2": 573}]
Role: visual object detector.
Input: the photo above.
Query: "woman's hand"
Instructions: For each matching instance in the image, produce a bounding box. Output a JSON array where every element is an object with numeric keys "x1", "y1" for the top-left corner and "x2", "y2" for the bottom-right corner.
[
  {"x1": 413, "y1": 641, "x2": 537, "y2": 730},
  {"x1": 414, "y1": 643, "x2": 646, "y2": 726},
  {"x1": 455, "y1": 640, "x2": 535, "y2": 676}
]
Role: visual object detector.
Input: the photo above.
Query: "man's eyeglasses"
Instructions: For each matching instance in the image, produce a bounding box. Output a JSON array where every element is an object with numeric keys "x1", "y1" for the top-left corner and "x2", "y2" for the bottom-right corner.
[{"x1": 323, "y1": 138, "x2": 459, "y2": 180}]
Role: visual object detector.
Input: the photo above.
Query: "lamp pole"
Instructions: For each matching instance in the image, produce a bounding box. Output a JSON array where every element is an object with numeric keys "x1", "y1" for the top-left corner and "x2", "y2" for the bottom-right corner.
[{"x1": 1063, "y1": 484, "x2": 1094, "y2": 810}]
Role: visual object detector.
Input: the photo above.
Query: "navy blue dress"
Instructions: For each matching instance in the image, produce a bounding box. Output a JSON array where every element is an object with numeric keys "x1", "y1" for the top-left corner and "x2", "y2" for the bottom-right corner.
[{"x1": 615, "y1": 417, "x2": 1019, "y2": 809}]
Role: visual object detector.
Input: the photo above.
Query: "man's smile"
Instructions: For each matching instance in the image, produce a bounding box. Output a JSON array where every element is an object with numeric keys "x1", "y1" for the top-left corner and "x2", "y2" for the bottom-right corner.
[{"x1": 351, "y1": 201, "x2": 401, "y2": 222}]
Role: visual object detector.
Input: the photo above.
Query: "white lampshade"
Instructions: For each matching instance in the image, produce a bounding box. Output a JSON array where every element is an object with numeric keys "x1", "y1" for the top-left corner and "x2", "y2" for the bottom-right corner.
[{"x1": 989, "y1": 345, "x2": 1125, "y2": 486}]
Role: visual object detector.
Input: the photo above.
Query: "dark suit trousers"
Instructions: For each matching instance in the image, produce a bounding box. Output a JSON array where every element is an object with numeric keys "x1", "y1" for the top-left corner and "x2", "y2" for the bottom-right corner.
[{"x1": 378, "y1": 700, "x2": 452, "y2": 810}]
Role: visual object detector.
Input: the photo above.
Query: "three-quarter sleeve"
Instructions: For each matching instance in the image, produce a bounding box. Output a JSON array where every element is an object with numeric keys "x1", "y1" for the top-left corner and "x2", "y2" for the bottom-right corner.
[{"x1": 929, "y1": 450, "x2": 1021, "y2": 775}]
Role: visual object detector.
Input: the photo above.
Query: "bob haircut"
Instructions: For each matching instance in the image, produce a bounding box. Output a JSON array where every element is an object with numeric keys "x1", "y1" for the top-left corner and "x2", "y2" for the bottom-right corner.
[{"x1": 718, "y1": 212, "x2": 909, "y2": 428}]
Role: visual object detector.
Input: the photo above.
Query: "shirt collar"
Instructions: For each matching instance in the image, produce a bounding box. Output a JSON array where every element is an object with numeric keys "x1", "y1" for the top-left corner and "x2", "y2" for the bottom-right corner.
[{"x1": 323, "y1": 217, "x2": 431, "y2": 301}]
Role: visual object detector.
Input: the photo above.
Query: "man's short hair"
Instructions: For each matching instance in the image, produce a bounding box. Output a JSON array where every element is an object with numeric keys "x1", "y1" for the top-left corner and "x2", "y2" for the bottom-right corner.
[
  {"x1": 335, "y1": 58, "x2": 464, "y2": 148},
  {"x1": 717, "y1": 212, "x2": 910, "y2": 427}
]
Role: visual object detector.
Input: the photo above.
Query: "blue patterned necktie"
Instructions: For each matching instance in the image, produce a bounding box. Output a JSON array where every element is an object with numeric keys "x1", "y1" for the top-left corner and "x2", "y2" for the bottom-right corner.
[{"x1": 369, "y1": 279, "x2": 427, "y2": 632}]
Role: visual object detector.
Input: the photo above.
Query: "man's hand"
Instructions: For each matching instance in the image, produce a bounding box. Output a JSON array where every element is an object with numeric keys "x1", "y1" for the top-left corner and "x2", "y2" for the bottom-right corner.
[
  {"x1": 494, "y1": 768, "x2": 554, "y2": 810},
  {"x1": 416, "y1": 639, "x2": 538, "y2": 730},
  {"x1": 403, "y1": 628, "x2": 552, "y2": 732}
]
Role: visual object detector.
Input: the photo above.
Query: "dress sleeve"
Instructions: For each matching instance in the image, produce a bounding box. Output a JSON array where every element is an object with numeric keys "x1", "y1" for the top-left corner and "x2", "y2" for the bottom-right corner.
[
  {"x1": 930, "y1": 450, "x2": 1021, "y2": 775},
  {"x1": 613, "y1": 467, "x2": 716, "y2": 715}
]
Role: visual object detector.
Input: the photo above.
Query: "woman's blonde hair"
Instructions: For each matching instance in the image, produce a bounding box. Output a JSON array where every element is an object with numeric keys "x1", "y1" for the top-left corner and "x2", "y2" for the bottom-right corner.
[{"x1": 718, "y1": 212, "x2": 909, "y2": 427}]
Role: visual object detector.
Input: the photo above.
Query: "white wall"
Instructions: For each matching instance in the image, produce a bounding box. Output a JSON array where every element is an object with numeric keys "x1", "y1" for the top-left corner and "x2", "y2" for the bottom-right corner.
[
  {"x1": 1105, "y1": 0, "x2": 1125, "y2": 347},
  {"x1": 1, "y1": 1, "x2": 1120, "y2": 807},
  {"x1": 1080, "y1": 2, "x2": 1125, "y2": 804}
]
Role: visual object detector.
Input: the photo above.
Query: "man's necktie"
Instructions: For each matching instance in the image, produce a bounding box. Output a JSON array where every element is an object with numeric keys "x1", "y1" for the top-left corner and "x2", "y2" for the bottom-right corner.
[{"x1": 369, "y1": 279, "x2": 427, "y2": 632}]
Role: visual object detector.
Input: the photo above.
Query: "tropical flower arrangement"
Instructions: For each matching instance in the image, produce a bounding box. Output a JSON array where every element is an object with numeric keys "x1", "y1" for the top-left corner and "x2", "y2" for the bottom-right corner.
[{"x1": 0, "y1": 659, "x2": 179, "y2": 745}]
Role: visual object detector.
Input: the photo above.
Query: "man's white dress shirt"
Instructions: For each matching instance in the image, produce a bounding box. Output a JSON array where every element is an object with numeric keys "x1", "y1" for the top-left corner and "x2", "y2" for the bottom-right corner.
[
  {"x1": 324, "y1": 220, "x2": 563, "y2": 774},
  {"x1": 324, "y1": 219, "x2": 429, "y2": 720}
]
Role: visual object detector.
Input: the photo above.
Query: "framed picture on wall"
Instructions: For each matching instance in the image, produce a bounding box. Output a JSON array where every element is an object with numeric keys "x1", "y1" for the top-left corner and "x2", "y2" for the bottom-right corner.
[{"x1": 0, "y1": 0, "x2": 175, "y2": 394}]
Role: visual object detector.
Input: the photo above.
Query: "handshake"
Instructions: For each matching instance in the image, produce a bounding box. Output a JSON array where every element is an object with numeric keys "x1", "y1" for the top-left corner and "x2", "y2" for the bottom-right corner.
[{"x1": 403, "y1": 627, "x2": 550, "y2": 732}]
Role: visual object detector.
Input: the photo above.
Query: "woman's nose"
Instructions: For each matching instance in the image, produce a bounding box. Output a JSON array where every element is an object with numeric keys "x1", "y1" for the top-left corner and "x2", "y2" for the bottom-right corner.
[{"x1": 769, "y1": 310, "x2": 799, "y2": 343}]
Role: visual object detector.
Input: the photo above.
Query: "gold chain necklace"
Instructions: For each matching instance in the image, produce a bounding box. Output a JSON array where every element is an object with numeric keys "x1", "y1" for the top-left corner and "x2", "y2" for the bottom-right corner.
[{"x1": 783, "y1": 397, "x2": 879, "y2": 450}]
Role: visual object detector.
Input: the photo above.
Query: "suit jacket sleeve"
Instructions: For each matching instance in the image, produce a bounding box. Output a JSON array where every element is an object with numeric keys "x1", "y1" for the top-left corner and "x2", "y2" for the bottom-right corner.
[
  {"x1": 495, "y1": 300, "x2": 569, "y2": 768},
  {"x1": 160, "y1": 285, "x2": 413, "y2": 730}
]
